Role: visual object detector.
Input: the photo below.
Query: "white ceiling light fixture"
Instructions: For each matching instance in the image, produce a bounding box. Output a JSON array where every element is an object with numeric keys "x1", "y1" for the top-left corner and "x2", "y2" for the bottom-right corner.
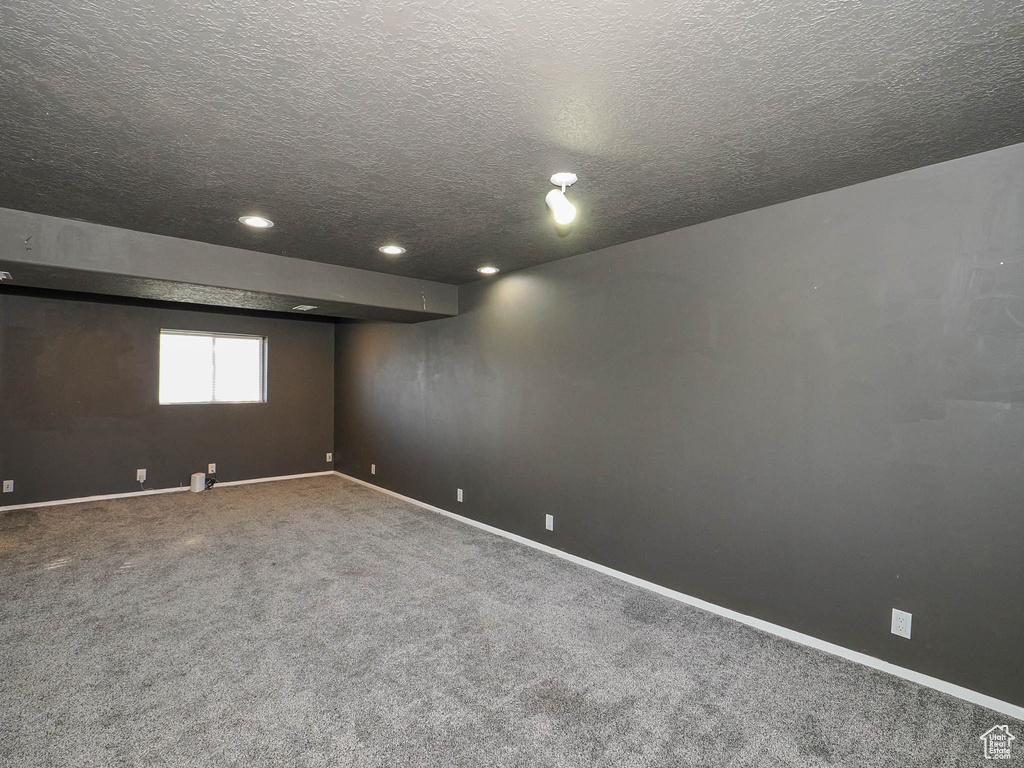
[
  {"x1": 292, "y1": 305, "x2": 318, "y2": 311},
  {"x1": 0, "y1": 271, "x2": 12, "y2": 281},
  {"x1": 546, "y1": 172, "x2": 578, "y2": 226},
  {"x1": 378, "y1": 245, "x2": 406, "y2": 256},
  {"x1": 477, "y1": 266, "x2": 499, "y2": 275},
  {"x1": 239, "y1": 215, "x2": 274, "y2": 228}
]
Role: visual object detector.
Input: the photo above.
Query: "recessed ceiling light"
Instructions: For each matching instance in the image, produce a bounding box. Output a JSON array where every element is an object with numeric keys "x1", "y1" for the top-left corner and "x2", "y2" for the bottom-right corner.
[
  {"x1": 292, "y1": 305, "x2": 317, "y2": 311},
  {"x1": 477, "y1": 266, "x2": 499, "y2": 275},
  {"x1": 0, "y1": 271, "x2": 12, "y2": 281},
  {"x1": 378, "y1": 245, "x2": 406, "y2": 255},
  {"x1": 239, "y1": 215, "x2": 274, "y2": 228}
]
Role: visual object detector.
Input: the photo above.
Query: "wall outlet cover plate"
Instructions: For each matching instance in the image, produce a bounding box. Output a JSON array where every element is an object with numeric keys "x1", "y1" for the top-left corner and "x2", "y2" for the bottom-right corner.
[{"x1": 891, "y1": 608, "x2": 912, "y2": 639}]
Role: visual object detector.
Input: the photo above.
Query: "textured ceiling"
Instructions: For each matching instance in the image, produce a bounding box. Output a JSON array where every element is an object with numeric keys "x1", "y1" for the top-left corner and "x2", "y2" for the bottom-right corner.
[{"x1": 1, "y1": 0, "x2": 1022, "y2": 285}]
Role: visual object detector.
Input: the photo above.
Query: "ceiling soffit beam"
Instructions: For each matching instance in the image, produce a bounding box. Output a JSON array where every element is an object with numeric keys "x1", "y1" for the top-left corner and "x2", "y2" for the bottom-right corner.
[{"x1": 0, "y1": 207, "x2": 457, "y2": 322}]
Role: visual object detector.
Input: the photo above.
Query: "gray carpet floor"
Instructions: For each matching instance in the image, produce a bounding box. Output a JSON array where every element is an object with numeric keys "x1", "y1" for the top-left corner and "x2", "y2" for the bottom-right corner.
[{"x1": 0, "y1": 475, "x2": 1012, "y2": 767}]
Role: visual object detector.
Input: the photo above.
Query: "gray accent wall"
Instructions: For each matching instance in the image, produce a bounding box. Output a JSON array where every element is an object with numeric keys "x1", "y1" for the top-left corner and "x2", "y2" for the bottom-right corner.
[
  {"x1": 334, "y1": 142, "x2": 1024, "y2": 708},
  {"x1": 0, "y1": 291, "x2": 335, "y2": 505}
]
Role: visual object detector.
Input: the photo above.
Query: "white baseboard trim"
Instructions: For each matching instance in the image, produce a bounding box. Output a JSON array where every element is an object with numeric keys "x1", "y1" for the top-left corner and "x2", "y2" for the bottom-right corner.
[
  {"x1": 215, "y1": 471, "x2": 335, "y2": 487},
  {"x1": 0, "y1": 470, "x2": 336, "y2": 513},
  {"x1": 334, "y1": 471, "x2": 1024, "y2": 723},
  {"x1": 0, "y1": 486, "x2": 189, "y2": 512}
]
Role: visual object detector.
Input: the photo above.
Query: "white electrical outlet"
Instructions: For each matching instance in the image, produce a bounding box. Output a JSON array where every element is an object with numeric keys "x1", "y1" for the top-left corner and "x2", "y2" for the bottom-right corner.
[
  {"x1": 326, "y1": 452, "x2": 333, "y2": 462},
  {"x1": 545, "y1": 514, "x2": 554, "y2": 531},
  {"x1": 208, "y1": 463, "x2": 216, "y2": 474},
  {"x1": 136, "y1": 469, "x2": 147, "y2": 483},
  {"x1": 457, "y1": 488, "x2": 464, "y2": 502},
  {"x1": 2, "y1": 480, "x2": 13, "y2": 493},
  {"x1": 371, "y1": 464, "x2": 376, "y2": 475},
  {"x1": 891, "y1": 608, "x2": 912, "y2": 639}
]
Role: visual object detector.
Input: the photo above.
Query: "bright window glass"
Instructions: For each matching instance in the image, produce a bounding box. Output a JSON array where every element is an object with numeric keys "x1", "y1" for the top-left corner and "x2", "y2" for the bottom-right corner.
[{"x1": 159, "y1": 331, "x2": 266, "y2": 404}]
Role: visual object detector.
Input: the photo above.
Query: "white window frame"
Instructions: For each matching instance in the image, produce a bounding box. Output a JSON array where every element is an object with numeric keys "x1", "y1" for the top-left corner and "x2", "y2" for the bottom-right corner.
[{"x1": 158, "y1": 329, "x2": 268, "y2": 405}]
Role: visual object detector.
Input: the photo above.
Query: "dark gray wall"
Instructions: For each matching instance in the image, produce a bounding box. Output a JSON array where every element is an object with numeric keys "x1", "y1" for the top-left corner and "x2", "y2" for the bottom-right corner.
[
  {"x1": 0, "y1": 291, "x2": 334, "y2": 504},
  {"x1": 334, "y1": 142, "x2": 1024, "y2": 708}
]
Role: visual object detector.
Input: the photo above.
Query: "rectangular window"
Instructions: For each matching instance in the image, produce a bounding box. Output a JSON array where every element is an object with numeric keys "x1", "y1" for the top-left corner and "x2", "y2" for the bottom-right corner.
[{"x1": 159, "y1": 330, "x2": 266, "y2": 404}]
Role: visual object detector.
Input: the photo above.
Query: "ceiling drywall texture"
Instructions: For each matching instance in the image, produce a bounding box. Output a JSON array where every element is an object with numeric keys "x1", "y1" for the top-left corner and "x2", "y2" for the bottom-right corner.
[{"x1": 1, "y1": 0, "x2": 1022, "y2": 285}]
